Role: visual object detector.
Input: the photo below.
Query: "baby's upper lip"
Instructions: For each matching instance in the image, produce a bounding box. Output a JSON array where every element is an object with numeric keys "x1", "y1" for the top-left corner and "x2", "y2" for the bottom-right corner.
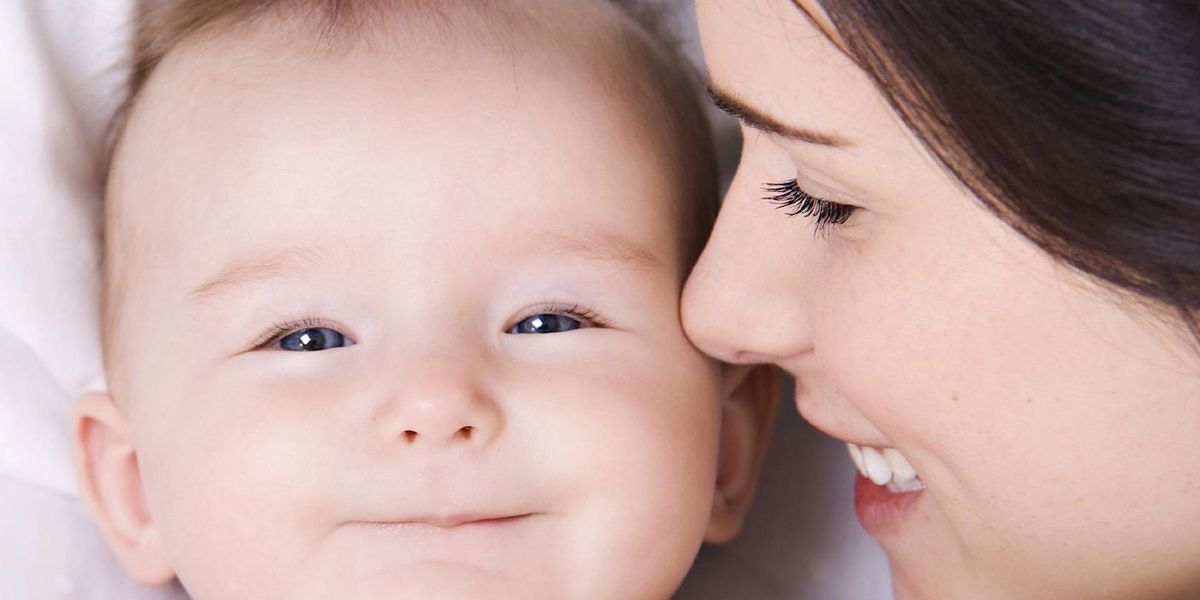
[{"x1": 352, "y1": 512, "x2": 536, "y2": 529}]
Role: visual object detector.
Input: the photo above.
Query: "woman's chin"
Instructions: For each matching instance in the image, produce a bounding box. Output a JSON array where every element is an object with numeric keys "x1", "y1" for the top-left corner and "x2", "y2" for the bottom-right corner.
[
  {"x1": 884, "y1": 554, "x2": 969, "y2": 600},
  {"x1": 856, "y1": 485, "x2": 973, "y2": 600}
]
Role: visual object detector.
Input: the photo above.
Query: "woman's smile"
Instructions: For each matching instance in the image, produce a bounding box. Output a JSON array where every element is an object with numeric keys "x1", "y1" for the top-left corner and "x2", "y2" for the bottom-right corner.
[
  {"x1": 846, "y1": 444, "x2": 926, "y2": 534},
  {"x1": 686, "y1": 0, "x2": 1200, "y2": 597}
]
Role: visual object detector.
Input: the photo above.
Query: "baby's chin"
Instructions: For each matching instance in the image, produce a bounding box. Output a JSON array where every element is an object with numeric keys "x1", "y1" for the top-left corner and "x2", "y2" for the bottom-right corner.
[
  {"x1": 170, "y1": 516, "x2": 665, "y2": 600},
  {"x1": 186, "y1": 562, "x2": 607, "y2": 600},
  {"x1": 288, "y1": 563, "x2": 545, "y2": 600},
  {"x1": 176, "y1": 560, "x2": 536, "y2": 600}
]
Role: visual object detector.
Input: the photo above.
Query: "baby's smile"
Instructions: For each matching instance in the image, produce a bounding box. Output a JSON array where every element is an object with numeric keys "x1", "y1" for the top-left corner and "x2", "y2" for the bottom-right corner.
[{"x1": 331, "y1": 514, "x2": 548, "y2": 576}]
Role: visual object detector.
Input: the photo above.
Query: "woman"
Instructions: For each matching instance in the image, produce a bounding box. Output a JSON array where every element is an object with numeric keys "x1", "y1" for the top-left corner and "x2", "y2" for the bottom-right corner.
[{"x1": 681, "y1": 1, "x2": 1200, "y2": 598}]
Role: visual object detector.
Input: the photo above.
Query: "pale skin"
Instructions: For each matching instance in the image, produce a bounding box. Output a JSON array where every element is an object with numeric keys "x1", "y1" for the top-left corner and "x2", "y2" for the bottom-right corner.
[
  {"x1": 683, "y1": 0, "x2": 1200, "y2": 598},
  {"x1": 72, "y1": 3, "x2": 776, "y2": 599}
]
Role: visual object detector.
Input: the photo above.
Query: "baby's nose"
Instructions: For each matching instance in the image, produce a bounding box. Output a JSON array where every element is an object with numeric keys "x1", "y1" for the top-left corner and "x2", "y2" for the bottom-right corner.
[{"x1": 373, "y1": 368, "x2": 503, "y2": 447}]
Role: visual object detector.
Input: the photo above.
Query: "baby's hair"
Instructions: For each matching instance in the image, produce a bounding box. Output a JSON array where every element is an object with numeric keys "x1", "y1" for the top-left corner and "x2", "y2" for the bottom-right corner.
[
  {"x1": 106, "y1": 0, "x2": 715, "y2": 194},
  {"x1": 100, "y1": 0, "x2": 718, "y2": 373}
]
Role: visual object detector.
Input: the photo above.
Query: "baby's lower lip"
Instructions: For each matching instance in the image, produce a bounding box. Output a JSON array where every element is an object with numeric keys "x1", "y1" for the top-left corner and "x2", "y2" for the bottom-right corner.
[{"x1": 328, "y1": 513, "x2": 546, "y2": 580}]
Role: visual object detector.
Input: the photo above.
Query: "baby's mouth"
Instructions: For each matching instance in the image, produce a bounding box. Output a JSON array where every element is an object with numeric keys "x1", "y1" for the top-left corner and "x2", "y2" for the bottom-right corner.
[
  {"x1": 847, "y1": 443, "x2": 926, "y2": 493},
  {"x1": 356, "y1": 513, "x2": 536, "y2": 530}
]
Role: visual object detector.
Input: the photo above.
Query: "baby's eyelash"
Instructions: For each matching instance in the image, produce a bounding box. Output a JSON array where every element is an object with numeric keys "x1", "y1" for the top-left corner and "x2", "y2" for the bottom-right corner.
[
  {"x1": 520, "y1": 302, "x2": 611, "y2": 329},
  {"x1": 250, "y1": 315, "x2": 330, "y2": 349},
  {"x1": 762, "y1": 179, "x2": 856, "y2": 232},
  {"x1": 248, "y1": 305, "x2": 610, "y2": 350}
]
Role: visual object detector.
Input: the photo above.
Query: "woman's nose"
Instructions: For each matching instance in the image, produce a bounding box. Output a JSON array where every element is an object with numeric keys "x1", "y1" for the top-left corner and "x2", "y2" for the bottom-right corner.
[
  {"x1": 373, "y1": 364, "x2": 504, "y2": 448},
  {"x1": 682, "y1": 162, "x2": 816, "y2": 365}
]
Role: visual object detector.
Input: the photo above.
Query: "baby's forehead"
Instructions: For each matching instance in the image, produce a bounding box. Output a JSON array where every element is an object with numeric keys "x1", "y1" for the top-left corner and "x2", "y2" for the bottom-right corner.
[
  {"x1": 110, "y1": 3, "x2": 700, "y2": 245},
  {"x1": 110, "y1": 7, "x2": 685, "y2": 229},
  {"x1": 111, "y1": 0, "x2": 688, "y2": 205},
  {"x1": 130, "y1": 0, "x2": 662, "y2": 107},
  {"x1": 101, "y1": 0, "x2": 713, "y2": 379}
]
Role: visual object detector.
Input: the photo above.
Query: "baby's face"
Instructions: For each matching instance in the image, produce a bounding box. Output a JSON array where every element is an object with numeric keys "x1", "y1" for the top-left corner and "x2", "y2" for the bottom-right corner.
[{"x1": 102, "y1": 18, "x2": 724, "y2": 600}]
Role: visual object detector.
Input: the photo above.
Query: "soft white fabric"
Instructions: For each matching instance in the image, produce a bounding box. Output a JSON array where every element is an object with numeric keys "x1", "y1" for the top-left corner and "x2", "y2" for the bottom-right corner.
[
  {"x1": 0, "y1": 2, "x2": 183, "y2": 598},
  {"x1": 0, "y1": 474, "x2": 189, "y2": 600},
  {"x1": 0, "y1": 0, "x2": 889, "y2": 597},
  {"x1": 1, "y1": 0, "x2": 119, "y2": 487}
]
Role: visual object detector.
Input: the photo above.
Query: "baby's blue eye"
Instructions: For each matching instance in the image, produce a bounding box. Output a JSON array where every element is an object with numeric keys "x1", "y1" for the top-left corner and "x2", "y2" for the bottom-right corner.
[
  {"x1": 509, "y1": 314, "x2": 582, "y2": 334},
  {"x1": 278, "y1": 327, "x2": 351, "y2": 351}
]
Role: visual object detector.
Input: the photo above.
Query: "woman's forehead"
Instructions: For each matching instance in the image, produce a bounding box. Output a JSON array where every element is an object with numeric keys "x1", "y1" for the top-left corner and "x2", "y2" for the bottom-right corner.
[{"x1": 698, "y1": 0, "x2": 911, "y2": 163}]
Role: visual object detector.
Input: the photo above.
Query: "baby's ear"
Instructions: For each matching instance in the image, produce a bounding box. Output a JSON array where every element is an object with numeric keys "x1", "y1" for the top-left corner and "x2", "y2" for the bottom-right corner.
[
  {"x1": 72, "y1": 391, "x2": 175, "y2": 585},
  {"x1": 706, "y1": 364, "x2": 779, "y2": 544}
]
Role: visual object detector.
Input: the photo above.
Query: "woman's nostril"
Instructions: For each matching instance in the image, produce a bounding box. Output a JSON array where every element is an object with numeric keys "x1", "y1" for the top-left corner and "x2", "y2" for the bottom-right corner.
[
  {"x1": 458, "y1": 426, "x2": 473, "y2": 440},
  {"x1": 403, "y1": 430, "x2": 418, "y2": 443}
]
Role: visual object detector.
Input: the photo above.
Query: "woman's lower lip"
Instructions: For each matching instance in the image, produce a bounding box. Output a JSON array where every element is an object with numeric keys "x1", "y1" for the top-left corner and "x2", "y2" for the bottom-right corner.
[{"x1": 854, "y1": 473, "x2": 925, "y2": 534}]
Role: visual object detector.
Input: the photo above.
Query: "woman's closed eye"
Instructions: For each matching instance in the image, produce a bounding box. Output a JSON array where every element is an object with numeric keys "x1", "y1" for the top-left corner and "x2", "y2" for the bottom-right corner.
[
  {"x1": 763, "y1": 179, "x2": 857, "y2": 232},
  {"x1": 508, "y1": 303, "x2": 609, "y2": 335}
]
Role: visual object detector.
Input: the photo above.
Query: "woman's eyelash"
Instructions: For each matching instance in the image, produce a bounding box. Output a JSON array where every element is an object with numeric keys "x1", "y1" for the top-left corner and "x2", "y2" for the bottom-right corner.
[
  {"x1": 250, "y1": 316, "x2": 330, "y2": 349},
  {"x1": 763, "y1": 179, "x2": 856, "y2": 231}
]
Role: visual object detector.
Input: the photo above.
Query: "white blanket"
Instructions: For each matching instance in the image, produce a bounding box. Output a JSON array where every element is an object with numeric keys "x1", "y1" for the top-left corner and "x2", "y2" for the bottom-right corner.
[{"x1": 0, "y1": 2, "x2": 185, "y2": 598}]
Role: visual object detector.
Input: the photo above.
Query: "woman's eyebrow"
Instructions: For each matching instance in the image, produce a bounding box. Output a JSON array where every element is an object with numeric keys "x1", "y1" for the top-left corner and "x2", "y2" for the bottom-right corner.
[
  {"x1": 706, "y1": 84, "x2": 852, "y2": 148},
  {"x1": 187, "y1": 245, "x2": 330, "y2": 305}
]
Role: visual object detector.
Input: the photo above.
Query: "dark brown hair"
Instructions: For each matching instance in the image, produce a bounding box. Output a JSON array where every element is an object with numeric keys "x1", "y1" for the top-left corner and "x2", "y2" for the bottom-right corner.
[{"x1": 808, "y1": 0, "x2": 1200, "y2": 337}]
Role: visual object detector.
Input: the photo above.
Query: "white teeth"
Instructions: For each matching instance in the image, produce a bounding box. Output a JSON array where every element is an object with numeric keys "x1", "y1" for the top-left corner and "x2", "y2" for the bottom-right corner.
[
  {"x1": 845, "y1": 442, "x2": 925, "y2": 493},
  {"x1": 861, "y1": 446, "x2": 892, "y2": 486},
  {"x1": 887, "y1": 477, "x2": 927, "y2": 493},
  {"x1": 847, "y1": 443, "x2": 865, "y2": 475},
  {"x1": 883, "y1": 448, "x2": 916, "y2": 481}
]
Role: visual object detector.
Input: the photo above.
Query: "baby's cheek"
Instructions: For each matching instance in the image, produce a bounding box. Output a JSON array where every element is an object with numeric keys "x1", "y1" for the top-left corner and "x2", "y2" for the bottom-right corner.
[
  {"x1": 134, "y1": 385, "x2": 337, "y2": 597},
  {"x1": 609, "y1": 342, "x2": 722, "y2": 504},
  {"x1": 551, "y1": 337, "x2": 720, "y2": 487}
]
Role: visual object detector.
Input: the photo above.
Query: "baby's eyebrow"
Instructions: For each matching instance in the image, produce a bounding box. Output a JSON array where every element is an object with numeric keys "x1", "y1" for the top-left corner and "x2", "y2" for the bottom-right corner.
[
  {"x1": 531, "y1": 231, "x2": 663, "y2": 272},
  {"x1": 185, "y1": 231, "x2": 660, "y2": 306},
  {"x1": 187, "y1": 245, "x2": 330, "y2": 305}
]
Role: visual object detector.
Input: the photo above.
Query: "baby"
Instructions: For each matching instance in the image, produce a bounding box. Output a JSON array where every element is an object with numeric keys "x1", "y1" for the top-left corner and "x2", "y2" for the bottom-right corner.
[{"x1": 71, "y1": 1, "x2": 776, "y2": 598}]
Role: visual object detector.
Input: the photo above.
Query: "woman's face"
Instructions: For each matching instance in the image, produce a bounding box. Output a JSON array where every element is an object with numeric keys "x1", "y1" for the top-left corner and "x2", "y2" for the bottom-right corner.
[{"x1": 684, "y1": 1, "x2": 1200, "y2": 598}]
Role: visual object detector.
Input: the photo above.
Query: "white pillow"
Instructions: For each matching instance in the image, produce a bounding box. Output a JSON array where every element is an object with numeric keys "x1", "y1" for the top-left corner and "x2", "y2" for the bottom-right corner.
[{"x1": 0, "y1": 2, "x2": 185, "y2": 598}]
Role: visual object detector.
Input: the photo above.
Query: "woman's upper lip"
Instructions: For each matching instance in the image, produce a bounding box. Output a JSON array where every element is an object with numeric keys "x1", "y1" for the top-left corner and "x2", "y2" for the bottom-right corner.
[
  {"x1": 784, "y1": 380, "x2": 893, "y2": 448},
  {"x1": 796, "y1": 415, "x2": 892, "y2": 449},
  {"x1": 823, "y1": 432, "x2": 894, "y2": 449}
]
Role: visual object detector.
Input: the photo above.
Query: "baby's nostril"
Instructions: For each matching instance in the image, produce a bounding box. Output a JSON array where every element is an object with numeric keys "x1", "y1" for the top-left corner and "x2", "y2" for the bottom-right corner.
[
  {"x1": 458, "y1": 426, "x2": 473, "y2": 440},
  {"x1": 403, "y1": 430, "x2": 418, "y2": 442}
]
